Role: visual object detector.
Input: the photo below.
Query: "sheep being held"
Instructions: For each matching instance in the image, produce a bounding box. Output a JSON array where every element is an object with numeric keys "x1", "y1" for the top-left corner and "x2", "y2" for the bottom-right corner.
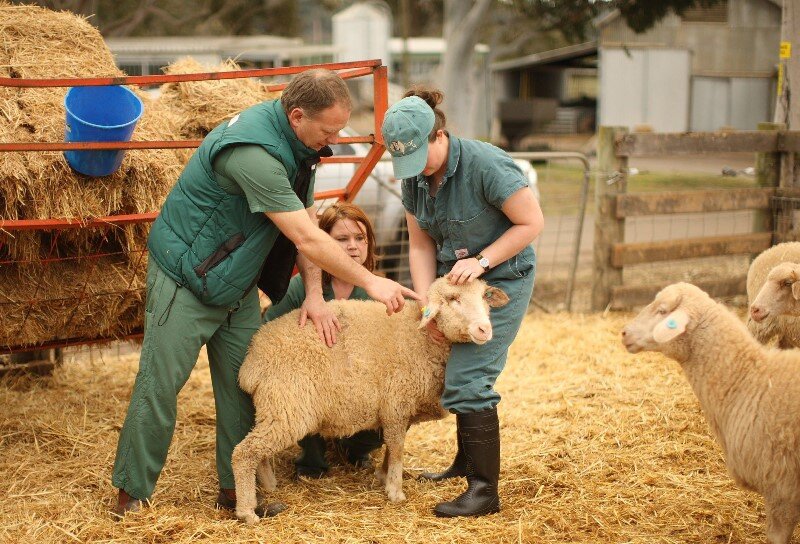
[
  {"x1": 622, "y1": 282, "x2": 800, "y2": 544},
  {"x1": 232, "y1": 277, "x2": 509, "y2": 524},
  {"x1": 747, "y1": 241, "x2": 800, "y2": 348}
]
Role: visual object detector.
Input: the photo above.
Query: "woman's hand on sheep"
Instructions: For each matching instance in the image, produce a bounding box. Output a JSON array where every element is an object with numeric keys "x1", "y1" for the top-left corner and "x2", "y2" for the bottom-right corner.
[
  {"x1": 447, "y1": 258, "x2": 485, "y2": 285},
  {"x1": 365, "y1": 276, "x2": 421, "y2": 316},
  {"x1": 299, "y1": 296, "x2": 341, "y2": 347}
]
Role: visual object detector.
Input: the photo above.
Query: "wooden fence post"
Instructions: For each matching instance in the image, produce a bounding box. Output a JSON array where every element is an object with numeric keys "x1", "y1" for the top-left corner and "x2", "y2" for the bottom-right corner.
[
  {"x1": 756, "y1": 122, "x2": 784, "y2": 240},
  {"x1": 592, "y1": 126, "x2": 629, "y2": 312}
]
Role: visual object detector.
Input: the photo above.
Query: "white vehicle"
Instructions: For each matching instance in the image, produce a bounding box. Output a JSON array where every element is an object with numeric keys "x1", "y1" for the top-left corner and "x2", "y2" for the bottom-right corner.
[{"x1": 313, "y1": 129, "x2": 539, "y2": 280}]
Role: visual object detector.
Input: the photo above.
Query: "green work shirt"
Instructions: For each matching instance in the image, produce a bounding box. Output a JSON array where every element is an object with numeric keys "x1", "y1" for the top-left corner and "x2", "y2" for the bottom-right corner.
[
  {"x1": 213, "y1": 144, "x2": 314, "y2": 213},
  {"x1": 401, "y1": 136, "x2": 536, "y2": 281},
  {"x1": 263, "y1": 274, "x2": 371, "y2": 322}
]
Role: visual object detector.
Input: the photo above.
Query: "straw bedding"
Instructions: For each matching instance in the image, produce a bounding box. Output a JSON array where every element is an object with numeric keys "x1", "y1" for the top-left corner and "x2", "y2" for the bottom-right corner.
[
  {"x1": 0, "y1": 4, "x2": 279, "y2": 349},
  {"x1": 0, "y1": 311, "x2": 776, "y2": 543}
]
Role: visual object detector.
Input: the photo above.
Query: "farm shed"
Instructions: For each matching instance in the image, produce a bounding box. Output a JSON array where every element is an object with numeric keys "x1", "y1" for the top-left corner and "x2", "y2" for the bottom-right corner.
[{"x1": 597, "y1": 0, "x2": 781, "y2": 132}]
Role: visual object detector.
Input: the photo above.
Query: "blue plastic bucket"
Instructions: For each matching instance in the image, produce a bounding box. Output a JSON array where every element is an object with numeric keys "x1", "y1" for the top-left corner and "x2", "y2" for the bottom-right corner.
[{"x1": 64, "y1": 85, "x2": 143, "y2": 177}]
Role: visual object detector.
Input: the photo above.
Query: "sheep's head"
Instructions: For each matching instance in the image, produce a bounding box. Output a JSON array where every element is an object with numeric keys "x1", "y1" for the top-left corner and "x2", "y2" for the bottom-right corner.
[
  {"x1": 419, "y1": 278, "x2": 509, "y2": 344},
  {"x1": 621, "y1": 282, "x2": 714, "y2": 361},
  {"x1": 750, "y1": 262, "x2": 800, "y2": 323}
]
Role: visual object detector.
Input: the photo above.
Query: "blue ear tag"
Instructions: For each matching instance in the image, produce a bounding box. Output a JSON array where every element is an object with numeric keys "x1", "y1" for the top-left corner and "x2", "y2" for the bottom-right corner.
[{"x1": 666, "y1": 318, "x2": 677, "y2": 329}]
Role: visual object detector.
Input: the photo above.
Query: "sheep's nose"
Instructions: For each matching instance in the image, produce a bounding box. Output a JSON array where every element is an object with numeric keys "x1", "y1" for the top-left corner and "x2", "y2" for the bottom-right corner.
[
  {"x1": 469, "y1": 323, "x2": 492, "y2": 343},
  {"x1": 750, "y1": 305, "x2": 768, "y2": 322}
]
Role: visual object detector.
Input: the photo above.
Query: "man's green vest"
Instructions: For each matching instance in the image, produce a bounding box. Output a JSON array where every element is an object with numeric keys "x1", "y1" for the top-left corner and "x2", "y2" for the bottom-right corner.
[{"x1": 147, "y1": 100, "x2": 318, "y2": 307}]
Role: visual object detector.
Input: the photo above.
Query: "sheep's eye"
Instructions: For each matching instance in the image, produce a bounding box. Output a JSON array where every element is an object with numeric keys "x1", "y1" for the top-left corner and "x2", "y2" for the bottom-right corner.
[
  {"x1": 656, "y1": 307, "x2": 668, "y2": 315},
  {"x1": 784, "y1": 280, "x2": 794, "y2": 288},
  {"x1": 447, "y1": 296, "x2": 460, "y2": 304}
]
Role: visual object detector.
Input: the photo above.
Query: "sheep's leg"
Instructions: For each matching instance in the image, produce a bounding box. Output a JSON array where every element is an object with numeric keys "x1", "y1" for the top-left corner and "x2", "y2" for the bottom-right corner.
[
  {"x1": 375, "y1": 446, "x2": 390, "y2": 485},
  {"x1": 381, "y1": 423, "x2": 407, "y2": 502},
  {"x1": 256, "y1": 457, "x2": 276, "y2": 492},
  {"x1": 764, "y1": 498, "x2": 800, "y2": 544},
  {"x1": 232, "y1": 423, "x2": 293, "y2": 524}
]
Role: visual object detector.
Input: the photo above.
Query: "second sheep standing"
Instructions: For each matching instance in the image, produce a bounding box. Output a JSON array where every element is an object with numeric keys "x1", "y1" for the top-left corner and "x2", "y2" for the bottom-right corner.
[
  {"x1": 746, "y1": 241, "x2": 800, "y2": 348},
  {"x1": 232, "y1": 277, "x2": 510, "y2": 524},
  {"x1": 622, "y1": 282, "x2": 800, "y2": 544}
]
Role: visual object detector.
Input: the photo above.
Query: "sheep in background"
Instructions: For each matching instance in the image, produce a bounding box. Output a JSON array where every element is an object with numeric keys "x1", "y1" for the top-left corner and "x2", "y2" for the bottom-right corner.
[
  {"x1": 747, "y1": 242, "x2": 800, "y2": 348},
  {"x1": 622, "y1": 282, "x2": 800, "y2": 544},
  {"x1": 232, "y1": 277, "x2": 509, "y2": 524},
  {"x1": 750, "y1": 261, "x2": 800, "y2": 326}
]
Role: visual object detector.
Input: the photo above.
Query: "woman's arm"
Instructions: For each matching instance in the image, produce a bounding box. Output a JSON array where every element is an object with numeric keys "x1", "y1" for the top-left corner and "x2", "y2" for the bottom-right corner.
[
  {"x1": 405, "y1": 211, "x2": 447, "y2": 343},
  {"x1": 448, "y1": 187, "x2": 544, "y2": 284},
  {"x1": 405, "y1": 210, "x2": 438, "y2": 302}
]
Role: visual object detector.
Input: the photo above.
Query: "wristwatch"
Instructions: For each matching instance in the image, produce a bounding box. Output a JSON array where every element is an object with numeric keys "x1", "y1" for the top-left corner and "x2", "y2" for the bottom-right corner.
[{"x1": 475, "y1": 253, "x2": 490, "y2": 271}]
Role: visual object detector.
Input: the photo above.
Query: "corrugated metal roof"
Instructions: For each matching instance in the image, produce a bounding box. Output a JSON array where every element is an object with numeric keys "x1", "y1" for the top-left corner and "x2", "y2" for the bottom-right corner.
[
  {"x1": 106, "y1": 35, "x2": 337, "y2": 61},
  {"x1": 388, "y1": 37, "x2": 488, "y2": 55},
  {"x1": 491, "y1": 42, "x2": 597, "y2": 72}
]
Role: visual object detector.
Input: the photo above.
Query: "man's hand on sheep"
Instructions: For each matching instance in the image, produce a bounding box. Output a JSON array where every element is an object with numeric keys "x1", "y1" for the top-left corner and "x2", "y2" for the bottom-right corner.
[
  {"x1": 298, "y1": 294, "x2": 341, "y2": 347},
  {"x1": 364, "y1": 275, "x2": 421, "y2": 316}
]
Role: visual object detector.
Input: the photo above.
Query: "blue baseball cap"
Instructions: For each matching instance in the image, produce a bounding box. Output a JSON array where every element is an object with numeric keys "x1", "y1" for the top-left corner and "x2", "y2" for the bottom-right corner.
[{"x1": 381, "y1": 96, "x2": 435, "y2": 179}]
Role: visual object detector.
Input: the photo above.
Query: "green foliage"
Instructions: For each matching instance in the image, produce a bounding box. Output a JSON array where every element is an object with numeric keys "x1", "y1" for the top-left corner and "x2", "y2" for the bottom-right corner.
[{"x1": 513, "y1": 0, "x2": 726, "y2": 41}]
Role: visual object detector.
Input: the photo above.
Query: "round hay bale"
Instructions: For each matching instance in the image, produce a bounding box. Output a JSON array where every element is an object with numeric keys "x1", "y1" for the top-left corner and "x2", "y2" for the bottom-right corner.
[{"x1": 158, "y1": 57, "x2": 282, "y2": 138}]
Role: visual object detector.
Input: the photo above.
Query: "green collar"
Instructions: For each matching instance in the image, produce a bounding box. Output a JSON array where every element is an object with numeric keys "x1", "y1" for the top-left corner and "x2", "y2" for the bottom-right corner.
[{"x1": 272, "y1": 100, "x2": 318, "y2": 163}]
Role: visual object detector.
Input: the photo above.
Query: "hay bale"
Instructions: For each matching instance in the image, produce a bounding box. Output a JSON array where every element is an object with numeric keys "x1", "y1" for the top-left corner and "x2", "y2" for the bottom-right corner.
[
  {"x1": 0, "y1": 3, "x2": 184, "y2": 252},
  {"x1": 158, "y1": 57, "x2": 281, "y2": 139},
  {"x1": 0, "y1": 255, "x2": 145, "y2": 349}
]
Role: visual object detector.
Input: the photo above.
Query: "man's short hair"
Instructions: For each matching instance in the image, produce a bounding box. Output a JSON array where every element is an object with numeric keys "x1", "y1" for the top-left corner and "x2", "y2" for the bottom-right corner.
[{"x1": 281, "y1": 69, "x2": 352, "y2": 117}]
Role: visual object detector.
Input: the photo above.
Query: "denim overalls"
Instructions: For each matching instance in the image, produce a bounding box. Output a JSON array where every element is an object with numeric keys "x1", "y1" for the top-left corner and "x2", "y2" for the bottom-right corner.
[{"x1": 402, "y1": 137, "x2": 536, "y2": 413}]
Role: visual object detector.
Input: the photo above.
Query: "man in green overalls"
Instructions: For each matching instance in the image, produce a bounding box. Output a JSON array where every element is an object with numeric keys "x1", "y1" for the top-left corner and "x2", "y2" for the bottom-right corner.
[
  {"x1": 382, "y1": 89, "x2": 544, "y2": 518},
  {"x1": 112, "y1": 70, "x2": 418, "y2": 518}
]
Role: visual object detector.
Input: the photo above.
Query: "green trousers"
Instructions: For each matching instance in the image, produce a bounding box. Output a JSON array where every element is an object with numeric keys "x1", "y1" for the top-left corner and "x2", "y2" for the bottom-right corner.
[
  {"x1": 112, "y1": 260, "x2": 260, "y2": 500},
  {"x1": 441, "y1": 271, "x2": 535, "y2": 414}
]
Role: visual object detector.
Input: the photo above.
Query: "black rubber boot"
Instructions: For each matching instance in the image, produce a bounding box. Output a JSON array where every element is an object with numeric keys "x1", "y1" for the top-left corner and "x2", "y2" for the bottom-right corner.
[
  {"x1": 433, "y1": 408, "x2": 501, "y2": 518},
  {"x1": 418, "y1": 420, "x2": 467, "y2": 482},
  {"x1": 294, "y1": 434, "x2": 329, "y2": 479},
  {"x1": 336, "y1": 429, "x2": 383, "y2": 468}
]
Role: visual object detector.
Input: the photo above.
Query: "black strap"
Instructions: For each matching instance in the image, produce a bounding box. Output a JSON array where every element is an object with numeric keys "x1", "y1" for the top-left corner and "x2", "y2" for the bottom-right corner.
[{"x1": 256, "y1": 146, "x2": 333, "y2": 303}]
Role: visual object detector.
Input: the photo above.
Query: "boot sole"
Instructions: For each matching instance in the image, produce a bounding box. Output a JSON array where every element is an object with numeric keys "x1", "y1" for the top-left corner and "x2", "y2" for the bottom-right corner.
[{"x1": 433, "y1": 500, "x2": 500, "y2": 518}]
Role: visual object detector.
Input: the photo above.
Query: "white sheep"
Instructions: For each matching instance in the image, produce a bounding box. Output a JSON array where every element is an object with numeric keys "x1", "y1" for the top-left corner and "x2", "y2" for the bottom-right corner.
[
  {"x1": 232, "y1": 277, "x2": 509, "y2": 524},
  {"x1": 622, "y1": 282, "x2": 800, "y2": 544},
  {"x1": 747, "y1": 242, "x2": 800, "y2": 348}
]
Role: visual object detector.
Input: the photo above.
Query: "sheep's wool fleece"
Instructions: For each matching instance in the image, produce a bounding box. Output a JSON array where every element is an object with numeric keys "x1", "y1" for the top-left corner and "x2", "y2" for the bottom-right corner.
[{"x1": 240, "y1": 300, "x2": 450, "y2": 436}]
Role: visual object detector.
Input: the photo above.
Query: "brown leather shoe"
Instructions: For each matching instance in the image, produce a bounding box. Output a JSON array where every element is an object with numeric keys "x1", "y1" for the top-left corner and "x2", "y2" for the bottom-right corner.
[
  {"x1": 112, "y1": 489, "x2": 143, "y2": 520},
  {"x1": 215, "y1": 488, "x2": 287, "y2": 518}
]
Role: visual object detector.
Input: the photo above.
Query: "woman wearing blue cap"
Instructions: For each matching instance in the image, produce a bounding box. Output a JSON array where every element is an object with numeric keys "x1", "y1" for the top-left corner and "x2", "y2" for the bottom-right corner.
[{"x1": 381, "y1": 88, "x2": 544, "y2": 518}]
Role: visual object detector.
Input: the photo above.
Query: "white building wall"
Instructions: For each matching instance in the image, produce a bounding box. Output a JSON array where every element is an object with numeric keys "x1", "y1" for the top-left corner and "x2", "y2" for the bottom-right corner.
[
  {"x1": 332, "y1": 2, "x2": 391, "y2": 70},
  {"x1": 599, "y1": 48, "x2": 691, "y2": 132}
]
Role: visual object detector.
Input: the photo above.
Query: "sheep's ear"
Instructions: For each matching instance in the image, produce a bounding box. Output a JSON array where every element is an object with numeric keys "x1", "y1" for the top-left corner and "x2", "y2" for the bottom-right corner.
[
  {"x1": 418, "y1": 302, "x2": 440, "y2": 329},
  {"x1": 652, "y1": 309, "x2": 689, "y2": 343},
  {"x1": 792, "y1": 280, "x2": 800, "y2": 301},
  {"x1": 484, "y1": 287, "x2": 509, "y2": 308}
]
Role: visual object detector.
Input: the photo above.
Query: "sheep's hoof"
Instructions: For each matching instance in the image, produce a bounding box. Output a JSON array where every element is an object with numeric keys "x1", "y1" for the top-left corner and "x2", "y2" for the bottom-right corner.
[
  {"x1": 237, "y1": 511, "x2": 260, "y2": 525},
  {"x1": 387, "y1": 488, "x2": 406, "y2": 502}
]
